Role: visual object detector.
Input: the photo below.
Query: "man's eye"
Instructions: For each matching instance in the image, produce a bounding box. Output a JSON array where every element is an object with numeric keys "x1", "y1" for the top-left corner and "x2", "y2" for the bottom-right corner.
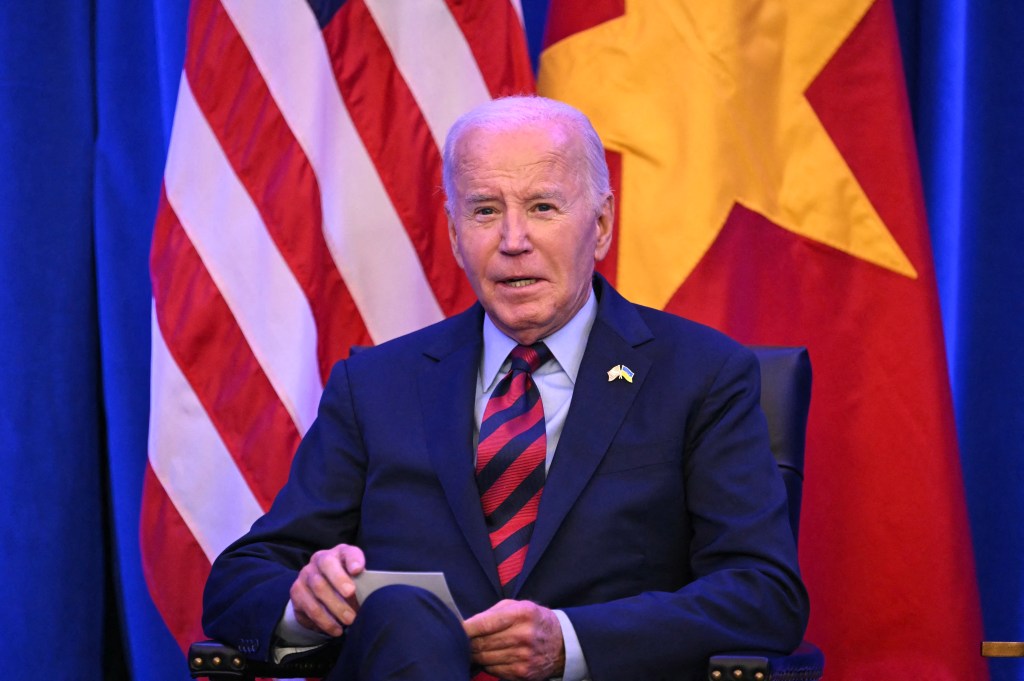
[
  {"x1": 476, "y1": 207, "x2": 497, "y2": 216},
  {"x1": 534, "y1": 203, "x2": 554, "y2": 212}
]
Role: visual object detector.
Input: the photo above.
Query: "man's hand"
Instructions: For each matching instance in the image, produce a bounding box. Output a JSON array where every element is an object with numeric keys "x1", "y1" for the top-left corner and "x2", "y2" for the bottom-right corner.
[
  {"x1": 463, "y1": 600, "x2": 566, "y2": 681},
  {"x1": 289, "y1": 543, "x2": 365, "y2": 637}
]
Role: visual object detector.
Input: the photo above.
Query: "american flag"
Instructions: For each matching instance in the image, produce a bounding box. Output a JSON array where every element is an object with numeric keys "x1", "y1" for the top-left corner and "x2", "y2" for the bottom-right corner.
[{"x1": 142, "y1": 0, "x2": 534, "y2": 650}]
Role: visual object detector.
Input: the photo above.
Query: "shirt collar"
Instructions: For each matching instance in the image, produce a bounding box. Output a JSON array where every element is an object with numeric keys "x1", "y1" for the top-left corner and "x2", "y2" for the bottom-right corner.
[{"x1": 480, "y1": 288, "x2": 598, "y2": 392}]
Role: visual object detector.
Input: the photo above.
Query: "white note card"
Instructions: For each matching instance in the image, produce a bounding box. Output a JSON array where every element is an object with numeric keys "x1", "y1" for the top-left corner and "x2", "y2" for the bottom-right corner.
[{"x1": 352, "y1": 569, "x2": 462, "y2": 621}]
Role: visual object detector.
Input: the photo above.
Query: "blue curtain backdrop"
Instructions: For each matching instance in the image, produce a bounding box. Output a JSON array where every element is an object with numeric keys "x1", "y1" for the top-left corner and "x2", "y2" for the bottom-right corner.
[
  {"x1": 894, "y1": 6, "x2": 1024, "y2": 680},
  {"x1": 0, "y1": 1, "x2": 1019, "y2": 679}
]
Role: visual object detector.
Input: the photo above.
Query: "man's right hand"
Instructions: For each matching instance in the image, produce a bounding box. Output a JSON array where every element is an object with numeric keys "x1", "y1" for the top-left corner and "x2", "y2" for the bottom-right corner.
[{"x1": 289, "y1": 543, "x2": 366, "y2": 637}]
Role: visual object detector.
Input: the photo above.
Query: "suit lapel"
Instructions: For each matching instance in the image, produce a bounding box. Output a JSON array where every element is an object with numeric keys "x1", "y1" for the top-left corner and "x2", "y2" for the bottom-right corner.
[
  {"x1": 417, "y1": 306, "x2": 502, "y2": 595},
  {"x1": 514, "y1": 279, "x2": 654, "y2": 594}
]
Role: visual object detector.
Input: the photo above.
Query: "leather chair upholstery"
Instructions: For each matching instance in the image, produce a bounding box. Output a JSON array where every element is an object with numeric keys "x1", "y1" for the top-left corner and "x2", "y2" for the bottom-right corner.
[
  {"x1": 706, "y1": 346, "x2": 822, "y2": 680},
  {"x1": 750, "y1": 346, "x2": 811, "y2": 541}
]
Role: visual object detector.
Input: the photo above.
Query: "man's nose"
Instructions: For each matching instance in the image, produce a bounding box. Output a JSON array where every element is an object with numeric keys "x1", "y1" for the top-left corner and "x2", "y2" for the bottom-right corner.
[{"x1": 499, "y1": 212, "x2": 532, "y2": 254}]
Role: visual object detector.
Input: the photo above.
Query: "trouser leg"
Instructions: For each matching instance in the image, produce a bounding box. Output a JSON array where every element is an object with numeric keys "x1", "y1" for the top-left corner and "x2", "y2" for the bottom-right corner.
[{"x1": 326, "y1": 584, "x2": 471, "y2": 681}]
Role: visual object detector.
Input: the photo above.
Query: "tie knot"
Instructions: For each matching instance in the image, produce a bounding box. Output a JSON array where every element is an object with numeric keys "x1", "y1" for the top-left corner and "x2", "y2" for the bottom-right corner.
[{"x1": 508, "y1": 343, "x2": 552, "y2": 374}]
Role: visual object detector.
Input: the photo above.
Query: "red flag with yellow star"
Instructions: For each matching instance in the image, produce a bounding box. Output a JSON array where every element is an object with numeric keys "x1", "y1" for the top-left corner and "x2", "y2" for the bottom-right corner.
[{"x1": 539, "y1": 1, "x2": 987, "y2": 679}]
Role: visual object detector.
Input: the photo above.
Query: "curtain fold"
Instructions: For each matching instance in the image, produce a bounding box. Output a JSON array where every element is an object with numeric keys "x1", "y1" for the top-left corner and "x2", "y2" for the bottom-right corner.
[
  {"x1": 0, "y1": 2, "x2": 107, "y2": 677},
  {"x1": 93, "y1": 0, "x2": 191, "y2": 678},
  {"x1": 898, "y1": 4, "x2": 1024, "y2": 680}
]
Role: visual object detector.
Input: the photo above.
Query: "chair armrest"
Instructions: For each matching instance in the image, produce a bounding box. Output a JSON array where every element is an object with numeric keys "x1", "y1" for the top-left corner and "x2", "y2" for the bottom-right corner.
[
  {"x1": 188, "y1": 640, "x2": 339, "y2": 679},
  {"x1": 708, "y1": 641, "x2": 823, "y2": 681}
]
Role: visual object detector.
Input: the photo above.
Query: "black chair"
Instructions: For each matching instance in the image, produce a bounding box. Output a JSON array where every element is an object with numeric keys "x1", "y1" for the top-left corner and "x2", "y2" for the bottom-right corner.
[
  {"x1": 189, "y1": 346, "x2": 823, "y2": 680},
  {"x1": 706, "y1": 346, "x2": 823, "y2": 681}
]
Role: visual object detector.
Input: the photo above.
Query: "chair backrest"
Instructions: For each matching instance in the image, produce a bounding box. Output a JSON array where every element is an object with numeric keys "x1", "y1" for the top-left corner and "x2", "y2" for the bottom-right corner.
[{"x1": 748, "y1": 346, "x2": 812, "y2": 542}]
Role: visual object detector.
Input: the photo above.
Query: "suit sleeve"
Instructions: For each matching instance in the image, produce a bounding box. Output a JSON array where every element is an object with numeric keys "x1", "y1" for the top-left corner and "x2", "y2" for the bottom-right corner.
[
  {"x1": 201, "y1": 360, "x2": 366, "y2": 662},
  {"x1": 562, "y1": 346, "x2": 809, "y2": 681}
]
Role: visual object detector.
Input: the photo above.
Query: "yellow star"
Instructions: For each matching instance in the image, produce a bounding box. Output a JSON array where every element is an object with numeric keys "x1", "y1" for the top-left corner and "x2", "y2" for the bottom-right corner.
[{"x1": 539, "y1": 0, "x2": 917, "y2": 309}]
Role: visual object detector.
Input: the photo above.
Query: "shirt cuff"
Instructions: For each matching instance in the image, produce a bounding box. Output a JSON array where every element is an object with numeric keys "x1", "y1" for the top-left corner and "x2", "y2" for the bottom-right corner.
[
  {"x1": 271, "y1": 600, "x2": 334, "y2": 663},
  {"x1": 554, "y1": 609, "x2": 591, "y2": 681}
]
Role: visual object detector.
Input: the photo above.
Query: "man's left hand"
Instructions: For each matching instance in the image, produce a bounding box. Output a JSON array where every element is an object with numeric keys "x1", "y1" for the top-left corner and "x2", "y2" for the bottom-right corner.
[{"x1": 463, "y1": 600, "x2": 566, "y2": 681}]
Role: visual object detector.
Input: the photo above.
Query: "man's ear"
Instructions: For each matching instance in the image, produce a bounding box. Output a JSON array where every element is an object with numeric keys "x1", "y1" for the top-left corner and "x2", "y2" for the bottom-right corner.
[
  {"x1": 447, "y1": 209, "x2": 465, "y2": 269},
  {"x1": 594, "y1": 193, "x2": 615, "y2": 261}
]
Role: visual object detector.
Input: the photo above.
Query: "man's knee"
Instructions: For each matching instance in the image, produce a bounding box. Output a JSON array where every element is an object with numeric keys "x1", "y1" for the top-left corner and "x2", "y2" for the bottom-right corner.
[
  {"x1": 331, "y1": 584, "x2": 470, "y2": 680},
  {"x1": 356, "y1": 584, "x2": 464, "y2": 638}
]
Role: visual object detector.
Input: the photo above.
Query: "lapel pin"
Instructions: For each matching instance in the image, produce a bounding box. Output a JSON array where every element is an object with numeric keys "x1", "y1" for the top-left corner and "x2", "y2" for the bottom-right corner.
[{"x1": 606, "y1": 365, "x2": 635, "y2": 383}]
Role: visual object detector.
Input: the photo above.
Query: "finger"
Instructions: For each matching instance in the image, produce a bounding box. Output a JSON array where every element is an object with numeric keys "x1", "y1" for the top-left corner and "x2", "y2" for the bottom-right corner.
[
  {"x1": 471, "y1": 644, "x2": 520, "y2": 666},
  {"x1": 331, "y1": 545, "x2": 366, "y2": 602},
  {"x1": 297, "y1": 546, "x2": 364, "y2": 627},
  {"x1": 290, "y1": 577, "x2": 346, "y2": 636},
  {"x1": 464, "y1": 599, "x2": 519, "y2": 638},
  {"x1": 469, "y1": 638, "x2": 530, "y2": 678},
  {"x1": 479, "y1": 658, "x2": 543, "y2": 681},
  {"x1": 314, "y1": 547, "x2": 360, "y2": 602},
  {"x1": 337, "y1": 544, "x2": 366, "y2": 576},
  {"x1": 468, "y1": 620, "x2": 528, "y2": 655},
  {"x1": 311, "y1": 553, "x2": 354, "y2": 604}
]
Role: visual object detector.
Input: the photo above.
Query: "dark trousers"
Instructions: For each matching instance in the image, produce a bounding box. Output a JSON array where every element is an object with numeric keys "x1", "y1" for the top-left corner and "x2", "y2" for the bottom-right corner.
[{"x1": 326, "y1": 584, "x2": 471, "y2": 681}]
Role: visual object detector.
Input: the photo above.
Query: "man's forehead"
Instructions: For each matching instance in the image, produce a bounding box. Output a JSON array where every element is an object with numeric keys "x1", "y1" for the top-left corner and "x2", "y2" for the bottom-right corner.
[
  {"x1": 455, "y1": 124, "x2": 579, "y2": 175},
  {"x1": 457, "y1": 119, "x2": 575, "y2": 156},
  {"x1": 455, "y1": 155, "x2": 576, "y2": 199}
]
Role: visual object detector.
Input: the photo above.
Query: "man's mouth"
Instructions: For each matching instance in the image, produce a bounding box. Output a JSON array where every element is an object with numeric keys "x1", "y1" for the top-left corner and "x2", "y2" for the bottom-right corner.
[{"x1": 502, "y1": 278, "x2": 538, "y2": 288}]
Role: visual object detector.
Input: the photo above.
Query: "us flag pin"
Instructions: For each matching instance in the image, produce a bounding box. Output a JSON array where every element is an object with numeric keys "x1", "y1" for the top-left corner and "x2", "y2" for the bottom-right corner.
[{"x1": 607, "y1": 365, "x2": 635, "y2": 383}]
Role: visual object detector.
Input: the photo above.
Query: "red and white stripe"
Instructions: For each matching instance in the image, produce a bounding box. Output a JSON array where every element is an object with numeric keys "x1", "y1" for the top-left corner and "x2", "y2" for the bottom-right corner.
[{"x1": 143, "y1": 0, "x2": 533, "y2": 650}]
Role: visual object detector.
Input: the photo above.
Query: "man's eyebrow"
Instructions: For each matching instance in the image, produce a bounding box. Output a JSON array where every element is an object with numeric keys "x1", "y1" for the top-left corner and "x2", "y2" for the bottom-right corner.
[
  {"x1": 464, "y1": 192, "x2": 500, "y2": 203},
  {"x1": 462, "y1": 189, "x2": 566, "y2": 204},
  {"x1": 526, "y1": 190, "x2": 565, "y2": 202}
]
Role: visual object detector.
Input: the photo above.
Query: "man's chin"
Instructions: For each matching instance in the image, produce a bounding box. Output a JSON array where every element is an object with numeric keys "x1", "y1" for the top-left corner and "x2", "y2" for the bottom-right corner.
[{"x1": 488, "y1": 311, "x2": 559, "y2": 345}]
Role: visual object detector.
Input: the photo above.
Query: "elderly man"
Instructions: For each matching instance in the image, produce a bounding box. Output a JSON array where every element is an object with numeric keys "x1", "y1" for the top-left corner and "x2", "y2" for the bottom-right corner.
[{"x1": 203, "y1": 96, "x2": 808, "y2": 681}]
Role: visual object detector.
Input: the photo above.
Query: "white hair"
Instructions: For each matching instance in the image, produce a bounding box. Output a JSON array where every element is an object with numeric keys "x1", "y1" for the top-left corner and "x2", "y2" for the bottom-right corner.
[{"x1": 442, "y1": 95, "x2": 611, "y2": 212}]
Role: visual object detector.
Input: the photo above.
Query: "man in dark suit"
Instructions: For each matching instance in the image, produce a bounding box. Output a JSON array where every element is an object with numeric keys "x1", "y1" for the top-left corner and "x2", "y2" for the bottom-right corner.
[{"x1": 203, "y1": 95, "x2": 808, "y2": 681}]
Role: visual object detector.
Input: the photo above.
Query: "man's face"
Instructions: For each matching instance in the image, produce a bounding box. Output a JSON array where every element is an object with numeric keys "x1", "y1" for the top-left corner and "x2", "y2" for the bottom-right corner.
[{"x1": 447, "y1": 122, "x2": 613, "y2": 345}]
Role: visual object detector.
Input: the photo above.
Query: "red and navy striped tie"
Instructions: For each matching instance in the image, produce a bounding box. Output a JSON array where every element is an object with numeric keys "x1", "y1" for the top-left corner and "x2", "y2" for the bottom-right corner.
[{"x1": 476, "y1": 342, "x2": 552, "y2": 597}]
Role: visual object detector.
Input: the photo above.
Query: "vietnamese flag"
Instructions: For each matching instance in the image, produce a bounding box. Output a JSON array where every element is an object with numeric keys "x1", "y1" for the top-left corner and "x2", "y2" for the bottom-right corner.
[{"x1": 539, "y1": 1, "x2": 987, "y2": 679}]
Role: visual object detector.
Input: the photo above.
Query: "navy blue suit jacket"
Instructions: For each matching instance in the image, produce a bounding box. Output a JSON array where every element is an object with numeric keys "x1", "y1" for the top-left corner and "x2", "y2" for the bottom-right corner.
[{"x1": 203, "y1": 276, "x2": 808, "y2": 680}]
